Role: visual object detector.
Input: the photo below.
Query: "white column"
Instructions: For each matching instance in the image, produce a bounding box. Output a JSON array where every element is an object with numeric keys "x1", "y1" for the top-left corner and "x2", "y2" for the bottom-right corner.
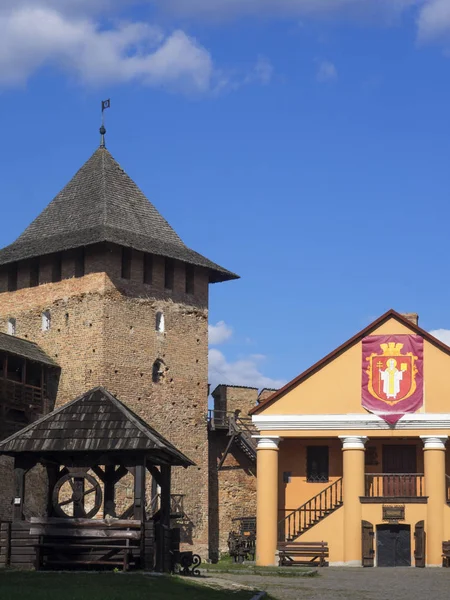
[
  {"x1": 339, "y1": 436, "x2": 368, "y2": 566},
  {"x1": 255, "y1": 436, "x2": 280, "y2": 566},
  {"x1": 420, "y1": 435, "x2": 448, "y2": 567}
]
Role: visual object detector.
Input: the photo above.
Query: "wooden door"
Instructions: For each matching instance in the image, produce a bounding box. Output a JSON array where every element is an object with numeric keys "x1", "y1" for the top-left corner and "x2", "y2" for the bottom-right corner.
[
  {"x1": 362, "y1": 520, "x2": 374, "y2": 567},
  {"x1": 414, "y1": 520, "x2": 425, "y2": 568},
  {"x1": 377, "y1": 525, "x2": 411, "y2": 567},
  {"x1": 382, "y1": 445, "x2": 417, "y2": 496}
]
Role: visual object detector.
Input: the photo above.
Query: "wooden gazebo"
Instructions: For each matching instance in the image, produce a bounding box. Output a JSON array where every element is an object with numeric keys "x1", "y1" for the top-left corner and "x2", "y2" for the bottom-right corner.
[{"x1": 0, "y1": 386, "x2": 194, "y2": 571}]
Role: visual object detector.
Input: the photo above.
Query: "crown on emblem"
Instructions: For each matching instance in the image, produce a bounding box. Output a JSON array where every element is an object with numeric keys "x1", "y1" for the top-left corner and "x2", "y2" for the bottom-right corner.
[{"x1": 380, "y1": 342, "x2": 404, "y2": 356}]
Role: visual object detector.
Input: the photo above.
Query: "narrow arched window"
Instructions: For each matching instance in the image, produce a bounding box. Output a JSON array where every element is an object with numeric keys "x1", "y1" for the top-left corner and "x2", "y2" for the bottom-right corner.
[
  {"x1": 7, "y1": 318, "x2": 16, "y2": 336},
  {"x1": 42, "y1": 310, "x2": 51, "y2": 332},
  {"x1": 152, "y1": 360, "x2": 165, "y2": 384},
  {"x1": 155, "y1": 312, "x2": 165, "y2": 333}
]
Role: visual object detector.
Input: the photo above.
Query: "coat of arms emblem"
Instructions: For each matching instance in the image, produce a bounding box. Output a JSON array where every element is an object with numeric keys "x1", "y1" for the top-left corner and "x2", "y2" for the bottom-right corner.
[
  {"x1": 362, "y1": 335, "x2": 423, "y2": 423},
  {"x1": 366, "y1": 342, "x2": 418, "y2": 406}
]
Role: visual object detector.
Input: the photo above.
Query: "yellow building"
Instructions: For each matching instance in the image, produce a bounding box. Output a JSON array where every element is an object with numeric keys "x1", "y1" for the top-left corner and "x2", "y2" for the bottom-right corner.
[{"x1": 250, "y1": 310, "x2": 450, "y2": 568}]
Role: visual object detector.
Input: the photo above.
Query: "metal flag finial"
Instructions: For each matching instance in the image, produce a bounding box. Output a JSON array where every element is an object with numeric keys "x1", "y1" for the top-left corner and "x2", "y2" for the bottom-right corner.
[{"x1": 100, "y1": 99, "x2": 110, "y2": 148}]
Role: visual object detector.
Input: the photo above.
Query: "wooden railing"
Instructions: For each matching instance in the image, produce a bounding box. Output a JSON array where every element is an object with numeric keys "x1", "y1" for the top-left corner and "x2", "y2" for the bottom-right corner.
[
  {"x1": 0, "y1": 378, "x2": 44, "y2": 410},
  {"x1": 147, "y1": 494, "x2": 185, "y2": 518},
  {"x1": 365, "y1": 473, "x2": 424, "y2": 498},
  {"x1": 278, "y1": 477, "x2": 343, "y2": 543}
]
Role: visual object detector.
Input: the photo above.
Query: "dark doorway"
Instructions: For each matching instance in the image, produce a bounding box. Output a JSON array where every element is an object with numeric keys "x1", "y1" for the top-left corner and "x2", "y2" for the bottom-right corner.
[
  {"x1": 382, "y1": 445, "x2": 417, "y2": 496},
  {"x1": 377, "y1": 525, "x2": 411, "y2": 567}
]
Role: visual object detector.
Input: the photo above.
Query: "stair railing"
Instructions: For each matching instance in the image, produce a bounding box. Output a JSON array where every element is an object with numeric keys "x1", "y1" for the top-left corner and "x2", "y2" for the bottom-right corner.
[
  {"x1": 278, "y1": 477, "x2": 343, "y2": 542},
  {"x1": 229, "y1": 415, "x2": 258, "y2": 456}
]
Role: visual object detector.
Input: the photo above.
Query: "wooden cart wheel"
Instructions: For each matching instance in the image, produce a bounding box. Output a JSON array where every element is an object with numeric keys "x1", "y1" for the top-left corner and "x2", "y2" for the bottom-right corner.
[{"x1": 52, "y1": 472, "x2": 102, "y2": 519}]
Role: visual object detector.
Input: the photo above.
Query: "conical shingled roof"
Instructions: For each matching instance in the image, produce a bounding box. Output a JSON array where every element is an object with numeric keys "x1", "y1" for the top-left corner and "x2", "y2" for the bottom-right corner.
[{"x1": 0, "y1": 147, "x2": 237, "y2": 283}]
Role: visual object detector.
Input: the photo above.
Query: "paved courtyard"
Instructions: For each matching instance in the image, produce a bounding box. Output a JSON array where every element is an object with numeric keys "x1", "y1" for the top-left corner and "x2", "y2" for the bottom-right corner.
[{"x1": 217, "y1": 568, "x2": 450, "y2": 600}]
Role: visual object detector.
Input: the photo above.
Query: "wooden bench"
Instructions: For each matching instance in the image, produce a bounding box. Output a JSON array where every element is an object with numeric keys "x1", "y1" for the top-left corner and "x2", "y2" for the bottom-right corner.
[
  {"x1": 442, "y1": 541, "x2": 450, "y2": 567},
  {"x1": 278, "y1": 541, "x2": 329, "y2": 567},
  {"x1": 30, "y1": 517, "x2": 142, "y2": 571}
]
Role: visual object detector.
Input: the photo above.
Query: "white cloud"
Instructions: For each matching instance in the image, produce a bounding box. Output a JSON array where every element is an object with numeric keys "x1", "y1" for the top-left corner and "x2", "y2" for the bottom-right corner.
[
  {"x1": 0, "y1": 5, "x2": 214, "y2": 92},
  {"x1": 316, "y1": 60, "x2": 338, "y2": 82},
  {"x1": 208, "y1": 321, "x2": 233, "y2": 345},
  {"x1": 156, "y1": 1, "x2": 450, "y2": 46},
  {"x1": 209, "y1": 348, "x2": 286, "y2": 390},
  {"x1": 417, "y1": 0, "x2": 450, "y2": 42},
  {"x1": 429, "y1": 328, "x2": 450, "y2": 346}
]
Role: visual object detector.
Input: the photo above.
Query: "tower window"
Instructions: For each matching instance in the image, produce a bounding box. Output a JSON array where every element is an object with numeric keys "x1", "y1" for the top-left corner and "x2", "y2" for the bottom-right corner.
[
  {"x1": 42, "y1": 310, "x2": 51, "y2": 332},
  {"x1": 52, "y1": 253, "x2": 62, "y2": 283},
  {"x1": 306, "y1": 446, "x2": 329, "y2": 483},
  {"x1": 30, "y1": 258, "x2": 39, "y2": 287},
  {"x1": 185, "y1": 264, "x2": 195, "y2": 295},
  {"x1": 152, "y1": 359, "x2": 166, "y2": 384},
  {"x1": 143, "y1": 253, "x2": 153, "y2": 285},
  {"x1": 155, "y1": 312, "x2": 165, "y2": 333},
  {"x1": 121, "y1": 247, "x2": 132, "y2": 279},
  {"x1": 75, "y1": 248, "x2": 85, "y2": 278},
  {"x1": 7, "y1": 318, "x2": 16, "y2": 336},
  {"x1": 165, "y1": 259, "x2": 174, "y2": 290},
  {"x1": 8, "y1": 264, "x2": 17, "y2": 292}
]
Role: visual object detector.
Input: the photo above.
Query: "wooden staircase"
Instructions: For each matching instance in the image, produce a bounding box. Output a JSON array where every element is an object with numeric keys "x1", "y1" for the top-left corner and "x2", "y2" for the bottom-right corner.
[
  {"x1": 278, "y1": 477, "x2": 343, "y2": 542},
  {"x1": 209, "y1": 411, "x2": 258, "y2": 469}
]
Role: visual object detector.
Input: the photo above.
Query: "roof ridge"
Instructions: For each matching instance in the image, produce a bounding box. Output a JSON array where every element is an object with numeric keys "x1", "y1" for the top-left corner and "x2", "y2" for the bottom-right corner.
[{"x1": 101, "y1": 148, "x2": 108, "y2": 226}]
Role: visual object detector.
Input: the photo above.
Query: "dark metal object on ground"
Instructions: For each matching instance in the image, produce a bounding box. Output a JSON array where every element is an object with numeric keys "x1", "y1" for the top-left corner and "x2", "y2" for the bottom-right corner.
[
  {"x1": 227, "y1": 532, "x2": 256, "y2": 563},
  {"x1": 169, "y1": 528, "x2": 201, "y2": 575},
  {"x1": 171, "y1": 551, "x2": 201, "y2": 576},
  {"x1": 228, "y1": 515, "x2": 256, "y2": 563}
]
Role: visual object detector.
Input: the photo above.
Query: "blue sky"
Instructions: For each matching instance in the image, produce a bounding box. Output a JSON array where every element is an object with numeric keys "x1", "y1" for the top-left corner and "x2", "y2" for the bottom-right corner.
[{"x1": 1, "y1": 1, "x2": 450, "y2": 391}]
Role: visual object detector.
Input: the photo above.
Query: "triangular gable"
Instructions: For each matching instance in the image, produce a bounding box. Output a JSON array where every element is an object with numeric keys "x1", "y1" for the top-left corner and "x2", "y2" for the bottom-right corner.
[
  {"x1": 0, "y1": 386, "x2": 194, "y2": 466},
  {"x1": 250, "y1": 309, "x2": 450, "y2": 416}
]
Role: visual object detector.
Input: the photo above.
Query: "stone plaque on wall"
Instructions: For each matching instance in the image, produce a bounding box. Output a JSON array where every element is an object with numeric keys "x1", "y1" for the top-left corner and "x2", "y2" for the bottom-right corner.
[{"x1": 382, "y1": 505, "x2": 405, "y2": 522}]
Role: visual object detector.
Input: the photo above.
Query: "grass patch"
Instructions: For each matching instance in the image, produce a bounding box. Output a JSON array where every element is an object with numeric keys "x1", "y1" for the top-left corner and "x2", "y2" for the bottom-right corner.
[
  {"x1": 202, "y1": 557, "x2": 317, "y2": 578},
  {"x1": 0, "y1": 570, "x2": 255, "y2": 600}
]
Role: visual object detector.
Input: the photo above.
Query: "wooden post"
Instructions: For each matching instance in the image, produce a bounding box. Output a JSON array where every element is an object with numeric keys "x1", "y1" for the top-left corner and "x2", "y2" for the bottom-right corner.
[
  {"x1": 104, "y1": 465, "x2": 116, "y2": 517},
  {"x1": 45, "y1": 464, "x2": 59, "y2": 517},
  {"x1": 13, "y1": 458, "x2": 27, "y2": 521},
  {"x1": 160, "y1": 465, "x2": 171, "y2": 573},
  {"x1": 73, "y1": 477, "x2": 85, "y2": 518},
  {"x1": 160, "y1": 466, "x2": 171, "y2": 529},
  {"x1": 133, "y1": 464, "x2": 146, "y2": 521}
]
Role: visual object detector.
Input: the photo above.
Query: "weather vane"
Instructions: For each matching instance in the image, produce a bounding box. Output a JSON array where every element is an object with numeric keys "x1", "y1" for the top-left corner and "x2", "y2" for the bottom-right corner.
[{"x1": 100, "y1": 99, "x2": 110, "y2": 148}]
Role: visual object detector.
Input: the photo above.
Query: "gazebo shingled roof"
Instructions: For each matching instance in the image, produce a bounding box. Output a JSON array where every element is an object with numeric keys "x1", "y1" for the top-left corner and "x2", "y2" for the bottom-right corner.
[
  {"x1": 0, "y1": 147, "x2": 238, "y2": 284},
  {"x1": 0, "y1": 386, "x2": 194, "y2": 467}
]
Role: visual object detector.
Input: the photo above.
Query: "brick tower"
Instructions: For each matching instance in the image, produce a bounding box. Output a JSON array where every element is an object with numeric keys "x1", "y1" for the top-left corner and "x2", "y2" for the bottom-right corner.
[{"x1": 0, "y1": 137, "x2": 237, "y2": 554}]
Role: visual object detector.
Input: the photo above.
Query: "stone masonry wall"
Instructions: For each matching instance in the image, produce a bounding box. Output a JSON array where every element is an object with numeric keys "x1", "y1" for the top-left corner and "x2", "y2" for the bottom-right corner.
[
  {"x1": 208, "y1": 429, "x2": 257, "y2": 558},
  {"x1": 0, "y1": 244, "x2": 211, "y2": 555},
  {"x1": 209, "y1": 385, "x2": 259, "y2": 559},
  {"x1": 212, "y1": 385, "x2": 258, "y2": 416}
]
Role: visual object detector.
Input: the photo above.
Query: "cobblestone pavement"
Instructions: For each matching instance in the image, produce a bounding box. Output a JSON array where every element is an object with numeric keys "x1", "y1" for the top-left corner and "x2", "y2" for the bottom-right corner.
[{"x1": 216, "y1": 568, "x2": 450, "y2": 600}]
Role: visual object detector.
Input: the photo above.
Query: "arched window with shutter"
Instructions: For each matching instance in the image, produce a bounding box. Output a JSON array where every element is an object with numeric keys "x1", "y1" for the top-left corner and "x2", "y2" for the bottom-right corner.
[{"x1": 152, "y1": 359, "x2": 166, "y2": 383}]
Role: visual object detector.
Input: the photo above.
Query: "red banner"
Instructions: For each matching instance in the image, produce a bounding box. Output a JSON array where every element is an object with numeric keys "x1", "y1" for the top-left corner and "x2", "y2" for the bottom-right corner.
[{"x1": 362, "y1": 335, "x2": 423, "y2": 424}]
